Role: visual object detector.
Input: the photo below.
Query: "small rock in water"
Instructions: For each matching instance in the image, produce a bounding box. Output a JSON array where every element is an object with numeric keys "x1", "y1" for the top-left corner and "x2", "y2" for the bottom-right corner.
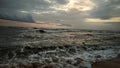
[
  {"x1": 37, "y1": 30, "x2": 46, "y2": 33},
  {"x1": 85, "y1": 34, "x2": 93, "y2": 36},
  {"x1": 68, "y1": 48, "x2": 77, "y2": 54}
]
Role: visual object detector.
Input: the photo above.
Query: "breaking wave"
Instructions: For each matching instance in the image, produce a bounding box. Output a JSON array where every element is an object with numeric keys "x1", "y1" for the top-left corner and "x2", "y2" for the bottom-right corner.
[{"x1": 0, "y1": 26, "x2": 120, "y2": 68}]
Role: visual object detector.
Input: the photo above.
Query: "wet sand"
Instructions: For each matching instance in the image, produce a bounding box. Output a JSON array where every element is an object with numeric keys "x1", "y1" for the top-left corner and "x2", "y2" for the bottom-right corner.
[{"x1": 92, "y1": 55, "x2": 120, "y2": 68}]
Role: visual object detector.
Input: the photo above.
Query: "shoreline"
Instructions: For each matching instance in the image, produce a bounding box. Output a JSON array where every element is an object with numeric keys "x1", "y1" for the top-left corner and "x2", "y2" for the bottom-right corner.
[
  {"x1": 0, "y1": 55, "x2": 120, "y2": 68},
  {"x1": 92, "y1": 55, "x2": 120, "y2": 68}
]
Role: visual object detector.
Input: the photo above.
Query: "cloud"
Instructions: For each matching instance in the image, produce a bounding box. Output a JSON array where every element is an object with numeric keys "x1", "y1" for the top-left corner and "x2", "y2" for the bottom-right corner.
[
  {"x1": 0, "y1": 10, "x2": 34, "y2": 22},
  {"x1": 0, "y1": 19, "x2": 69, "y2": 29},
  {"x1": 89, "y1": 0, "x2": 120, "y2": 19},
  {"x1": 85, "y1": 17, "x2": 120, "y2": 23},
  {"x1": 0, "y1": 0, "x2": 54, "y2": 22},
  {"x1": 0, "y1": 0, "x2": 70, "y2": 22},
  {"x1": 0, "y1": 0, "x2": 120, "y2": 30},
  {"x1": 0, "y1": 0, "x2": 94, "y2": 23},
  {"x1": 50, "y1": 0, "x2": 95, "y2": 12},
  {"x1": 0, "y1": 0, "x2": 52, "y2": 10},
  {"x1": 0, "y1": 0, "x2": 120, "y2": 21}
]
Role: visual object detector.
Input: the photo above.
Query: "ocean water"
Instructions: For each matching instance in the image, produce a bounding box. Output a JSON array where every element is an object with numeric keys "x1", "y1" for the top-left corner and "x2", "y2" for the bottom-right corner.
[{"x1": 0, "y1": 26, "x2": 120, "y2": 68}]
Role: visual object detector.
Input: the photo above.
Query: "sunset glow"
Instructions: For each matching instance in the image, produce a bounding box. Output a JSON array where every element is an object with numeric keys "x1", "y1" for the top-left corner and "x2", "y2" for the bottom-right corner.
[
  {"x1": 52, "y1": 0, "x2": 95, "y2": 11},
  {"x1": 85, "y1": 17, "x2": 120, "y2": 23},
  {"x1": 0, "y1": 0, "x2": 120, "y2": 30}
]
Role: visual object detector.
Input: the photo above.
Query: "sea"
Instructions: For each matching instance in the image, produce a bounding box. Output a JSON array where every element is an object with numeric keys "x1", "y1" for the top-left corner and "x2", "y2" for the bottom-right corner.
[{"x1": 0, "y1": 26, "x2": 120, "y2": 68}]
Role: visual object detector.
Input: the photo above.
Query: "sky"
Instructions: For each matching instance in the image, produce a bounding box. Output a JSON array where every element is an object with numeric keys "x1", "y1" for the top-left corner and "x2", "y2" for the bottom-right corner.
[{"x1": 0, "y1": 0, "x2": 120, "y2": 31}]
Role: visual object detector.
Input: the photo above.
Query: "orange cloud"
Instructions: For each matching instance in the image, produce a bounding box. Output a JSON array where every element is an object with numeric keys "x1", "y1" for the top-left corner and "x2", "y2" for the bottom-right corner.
[
  {"x1": 0, "y1": 19, "x2": 69, "y2": 29},
  {"x1": 85, "y1": 17, "x2": 120, "y2": 23}
]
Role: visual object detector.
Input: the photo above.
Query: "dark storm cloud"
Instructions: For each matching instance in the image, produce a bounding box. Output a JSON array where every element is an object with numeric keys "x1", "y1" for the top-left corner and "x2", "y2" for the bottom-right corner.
[
  {"x1": 0, "y1": 0, "x2": 69, "y2": 22},
  {"x1": 0, "y1": 0, "x2": 69, "y2": 11},
  {"x1": 0, "y1": 0, "x2": 52, "y2": 22},
  {"x1": 0, "y1": 9, "x2": 35, "y2": 22},
  {"x1": 90, "y1": 0, "x2": 120, "y2": 19},
  {"x1": 0, "y1": 0, "x2": 51, "y2": 10}
]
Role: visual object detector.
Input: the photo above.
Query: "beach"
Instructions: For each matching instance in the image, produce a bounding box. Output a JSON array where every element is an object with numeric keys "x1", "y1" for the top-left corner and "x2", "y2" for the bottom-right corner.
[{"x1": 92, "y1": 55, "x2": 120, "y2": 68}]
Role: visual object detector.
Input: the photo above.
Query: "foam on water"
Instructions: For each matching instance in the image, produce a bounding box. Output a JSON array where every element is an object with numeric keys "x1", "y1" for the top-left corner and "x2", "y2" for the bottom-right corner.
[
  {"x1": 0, "y1": 26, "x2": 120, "y2": 68},
  {"x1": 0, "y1": 45, "x2": 120, "y2": 68}
]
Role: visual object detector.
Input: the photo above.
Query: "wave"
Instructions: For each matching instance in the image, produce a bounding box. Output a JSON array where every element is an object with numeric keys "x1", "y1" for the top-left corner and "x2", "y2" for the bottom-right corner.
[{"x1": 0, "y1": 26, "x2": 120, "y2": 68}]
